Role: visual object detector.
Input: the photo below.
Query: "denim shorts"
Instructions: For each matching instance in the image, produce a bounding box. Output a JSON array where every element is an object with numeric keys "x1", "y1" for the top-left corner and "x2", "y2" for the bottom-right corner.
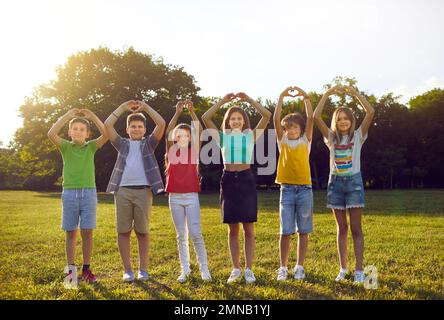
[
  {"x1": 327, "y1": 172, "x2": 365, "y2": 210},
  {"x1": 61, "y1": 188, "x2": 97, "y2": 231},
  {"x1": 279, "y1": 184, "x2": 314, "y2": 235}
]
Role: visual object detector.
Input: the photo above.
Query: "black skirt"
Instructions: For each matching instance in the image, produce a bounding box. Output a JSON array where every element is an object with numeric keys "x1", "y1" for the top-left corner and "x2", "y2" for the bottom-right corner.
[{"x1": 220, "y1": 169, "x2": 258, "y2": 223}]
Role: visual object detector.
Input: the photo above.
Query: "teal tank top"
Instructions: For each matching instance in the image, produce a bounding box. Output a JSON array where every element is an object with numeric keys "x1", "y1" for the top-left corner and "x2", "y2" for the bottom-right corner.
[{"x1": 219, "y1": 130, "x2": 254, "y2": 164}]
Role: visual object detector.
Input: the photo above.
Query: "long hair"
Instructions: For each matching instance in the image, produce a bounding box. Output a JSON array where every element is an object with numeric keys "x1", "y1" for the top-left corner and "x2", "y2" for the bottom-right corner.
[
  {"x1": 164, "y1": 123, "x2": 198, "y2": 175},
  {"x1": 330, "y1": 107, "x2": 356, "y2": 144},
  {"x1": 221, "y1": 106, "x2": 251, "y2": 132}
]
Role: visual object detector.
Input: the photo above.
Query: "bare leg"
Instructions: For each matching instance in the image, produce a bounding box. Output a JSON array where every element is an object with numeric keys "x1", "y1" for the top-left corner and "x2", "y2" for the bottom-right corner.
[
  {"x1": 242, "y1": 223, "x2": 255, "y2": 269},
  {"x1": 118, "y1": 231, "x2": 132, "y2": 272},
  {"x1": 228, "y1": 224, "x2": 241, "y2": 269},
  {"x1": 279, "y1": 234, "x2": 291, "y2": 267},
  {"x1": 296, "y1": 233, "x2": 308, "y2": 266},
  {"x1": 66, "y1": 230, "x2": 78, "y2": 265},
  {"x1": 333, "y1": 209, "x2": 348, "y2": 269},
  {"x1": 80, "y1": 229, "x2": 93, "y2": 265},
  {"x1": 349, "y1": 208, "x2": 364, "y2": 271},
  {"x1": 135, "y1": 231, "x2": 149, "y2": 272}
]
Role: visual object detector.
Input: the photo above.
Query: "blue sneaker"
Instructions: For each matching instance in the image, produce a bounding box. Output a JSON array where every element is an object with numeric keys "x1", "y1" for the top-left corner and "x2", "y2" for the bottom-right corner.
[
  {"x1": 137, "y1": 270, "x2": 149, "y2": 281},
  {"x1": 123, "y1": 271, "x2": 135, "y2": 282}
]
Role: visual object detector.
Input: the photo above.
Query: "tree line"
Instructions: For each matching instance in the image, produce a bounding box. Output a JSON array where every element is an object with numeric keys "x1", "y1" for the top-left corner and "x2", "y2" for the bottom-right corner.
[{"x1": 1, "y1": 47, "x2": 443, "y2": 190}]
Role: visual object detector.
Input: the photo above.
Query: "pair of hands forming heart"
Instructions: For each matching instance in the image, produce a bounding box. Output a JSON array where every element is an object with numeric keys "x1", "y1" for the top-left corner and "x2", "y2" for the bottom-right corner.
[
  {"x1": 124, "y1": 100, "x2": 145, "y2": 113},
  {"x1": 328, "y1": 85, "x2": 359, "y2": 96},
  {"x1": 222, "y1": 92, "x2": 250, "y2": 103},
  {"x1": 175, "y1": 100, "x2": 194, "y2": 113},
  {"x1": 68, "y1": 108, "x2": 95, "y2": 119},
  {"x1": 281, "y1": 86, "x2": 308, "y2": 99}
]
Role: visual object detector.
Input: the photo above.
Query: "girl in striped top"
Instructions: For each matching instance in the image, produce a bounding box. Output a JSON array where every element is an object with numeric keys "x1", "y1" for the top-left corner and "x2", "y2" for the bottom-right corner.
[{"x1": 314, "y1": 85, "x2": 375, "y2": 284}]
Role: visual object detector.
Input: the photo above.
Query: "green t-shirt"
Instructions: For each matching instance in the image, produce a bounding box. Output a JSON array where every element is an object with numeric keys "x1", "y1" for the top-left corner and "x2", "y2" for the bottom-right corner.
[{"x1": 59, "y1": 139, "x2": 97, "y2": 189}]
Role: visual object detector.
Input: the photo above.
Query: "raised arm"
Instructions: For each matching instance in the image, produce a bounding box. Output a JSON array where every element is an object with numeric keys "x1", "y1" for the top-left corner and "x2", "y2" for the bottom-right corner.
[
  {"x1": 137, "y1": 100, "x2": 166, "y2": 143},
  {"x1": 80, "y1": 109, "x2": 108, "y2": 149},
  {"x1": 274, "y1": 87, "x2": 292, "y2": 142},
  {"x1": 345, "y1": 86, "x2": 375, "y2": 137},
  {"x1": 293, "y1": 86, "x2": 314, "y2": 142},
  {"x1": 313, "y1": 86, "x2": 341, "y2": 139},
  {"x1": 104, "y1": 100, "x2": 135, "y2": 143},
  {"x1": 185, "y1": 100, "x2": 204, "y2": 152},
  {"x1": 201, "y1": 93, "x2": 236, "y2": 144},
  {"x1": 166, "y1": 100, "x2": 184, "y2": 150},
  {"x1": 236, "y1": 92, "x2": 271, "y2": 142},
  {"x1": 47, "y1": 108, "x2": 80, "y2": 147}
]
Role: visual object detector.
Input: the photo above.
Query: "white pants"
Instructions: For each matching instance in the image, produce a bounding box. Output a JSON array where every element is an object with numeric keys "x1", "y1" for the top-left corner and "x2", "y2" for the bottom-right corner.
[{"x1": 168, "y1": 192, "x2": 208, "y2": 272}]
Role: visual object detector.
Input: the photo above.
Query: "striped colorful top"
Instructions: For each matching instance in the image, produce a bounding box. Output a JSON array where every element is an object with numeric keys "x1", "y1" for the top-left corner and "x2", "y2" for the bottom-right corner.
[{"x1": 325, "y1": 127, "x2": 367, "y2": 176}]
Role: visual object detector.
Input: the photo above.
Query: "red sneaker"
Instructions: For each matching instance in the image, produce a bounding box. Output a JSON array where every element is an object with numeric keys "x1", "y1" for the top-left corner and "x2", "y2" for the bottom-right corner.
[{"x1": 81, "y1": 269, "x2": 97, "y2": 283}]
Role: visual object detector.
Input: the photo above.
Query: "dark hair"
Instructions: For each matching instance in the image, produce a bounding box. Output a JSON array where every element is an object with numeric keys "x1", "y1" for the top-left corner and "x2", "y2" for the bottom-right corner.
[
  {"x1": 222, "y1": 106, "x2": 251, "y2": 131},
  {"x1": 281, "y1": 112, "x2": 306, "y2": 133},
  {"x1": 127, "y1": 113, "x2": 146, "y2": 128},
  {"x1": 69, "y1": 117, "x2": 91, "y2": 131}
]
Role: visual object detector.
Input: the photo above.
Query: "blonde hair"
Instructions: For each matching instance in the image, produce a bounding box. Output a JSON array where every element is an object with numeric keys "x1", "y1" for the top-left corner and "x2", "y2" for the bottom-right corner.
[{"x1": 330, "y1": 107, "x2": 356, "y2": 143}]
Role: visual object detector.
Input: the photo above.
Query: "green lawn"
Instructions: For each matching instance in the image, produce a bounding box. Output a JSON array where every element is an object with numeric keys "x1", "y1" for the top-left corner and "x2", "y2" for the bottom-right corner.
[{"x1": 0, "y1": 190, "x2": 443, "y2": 300}]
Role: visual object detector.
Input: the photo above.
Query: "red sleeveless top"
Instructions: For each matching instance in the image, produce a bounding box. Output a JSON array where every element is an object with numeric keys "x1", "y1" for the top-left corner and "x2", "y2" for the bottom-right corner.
[{"x1": 165, "y1": 146, "x2": 201, "y2": 193}]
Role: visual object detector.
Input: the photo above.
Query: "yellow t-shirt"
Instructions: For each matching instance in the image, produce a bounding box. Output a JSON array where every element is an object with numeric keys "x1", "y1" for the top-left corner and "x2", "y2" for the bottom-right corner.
[{"x1": 275, "y1": 133, "x2": 312, "y2": 185}]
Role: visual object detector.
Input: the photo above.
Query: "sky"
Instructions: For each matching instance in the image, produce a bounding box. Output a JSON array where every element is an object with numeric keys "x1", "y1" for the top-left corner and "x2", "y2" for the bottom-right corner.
[{"x1": 0, "y1": 0, "x2": 443, "y2": 145}]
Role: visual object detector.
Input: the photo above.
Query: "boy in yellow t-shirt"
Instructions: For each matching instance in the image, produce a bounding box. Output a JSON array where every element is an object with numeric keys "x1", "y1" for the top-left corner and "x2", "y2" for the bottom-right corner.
[{"x1": 273, "y1": 86, "x2": 314, "y2": 281}]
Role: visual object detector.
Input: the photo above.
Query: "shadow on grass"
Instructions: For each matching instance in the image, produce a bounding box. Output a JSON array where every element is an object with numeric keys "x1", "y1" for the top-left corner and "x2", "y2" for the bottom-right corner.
[
  {"x1": 133, "y1": 278, "x2": 192, "y2": 300},
  {"x1": 32, "y1": 191, "x2": 444, "y2": 216},
  {"x1": 79, "y1": 282, "x2": 124, "y2": 300},
  {"x1": 378, "y1": 279, "x2": 444, "y2": 300}
]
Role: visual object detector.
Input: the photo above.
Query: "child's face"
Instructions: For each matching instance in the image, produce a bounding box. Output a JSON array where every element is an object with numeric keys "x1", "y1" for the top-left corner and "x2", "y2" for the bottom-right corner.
[
  {"x1": 336, "y1": 111, "x2": 352, "y2": 134},
  {"x1": 68, "y1": 122, "x2": 89, "y2": 144},
  {"x1": 228, "y1": 111, "x2": 245, "y2": 133},
  {"x1": 285, "y1": 123, "x2": 302, "y2": 140},
  {"x1": 126, "y1": 120, "x2": 146, "y2": 140},
  {"x1": 174, "y1": 128, "x2": 190, "y2": 148}
]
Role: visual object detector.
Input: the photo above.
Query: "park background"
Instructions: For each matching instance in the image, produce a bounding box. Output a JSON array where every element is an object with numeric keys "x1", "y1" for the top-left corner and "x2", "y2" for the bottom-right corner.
[{"x1": 0, "y1": 0, "x2": 443, "y2": 300}]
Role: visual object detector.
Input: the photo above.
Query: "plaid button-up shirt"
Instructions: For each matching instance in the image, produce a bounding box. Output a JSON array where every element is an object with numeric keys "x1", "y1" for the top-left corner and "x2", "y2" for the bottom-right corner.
[{"x1": 106, "y1": 134, "x2": 164, "y2": 195}]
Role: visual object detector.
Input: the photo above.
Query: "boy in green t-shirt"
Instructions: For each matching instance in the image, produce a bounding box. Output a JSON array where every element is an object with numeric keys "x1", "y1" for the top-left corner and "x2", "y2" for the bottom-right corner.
[{"x1": 48, "y1": 108, "x2": 108, "y2": 287}]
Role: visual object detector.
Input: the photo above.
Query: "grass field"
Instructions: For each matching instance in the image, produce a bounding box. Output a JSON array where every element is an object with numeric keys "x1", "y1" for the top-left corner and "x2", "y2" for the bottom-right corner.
[{"x1": 0, "y1": 190, "x2": 443, "y2": 300}]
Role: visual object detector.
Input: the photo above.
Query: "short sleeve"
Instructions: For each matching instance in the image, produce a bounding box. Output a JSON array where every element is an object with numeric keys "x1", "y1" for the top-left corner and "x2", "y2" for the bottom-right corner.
[
  {"x1": 355, "y1": 127, "x2": 368, "y2": 145},
  {"x1": 88, "y1": 140, "x2": 98, "y2": 153},
  {"x1": 110, "y1": 134, "x2": 123, "y2": 151},
  {"x1": 148, "y1": 133, "x2": 159, "y2": 150},
  {"x1": 59, "y1": 139, "x2": 70, "y2": 154}
]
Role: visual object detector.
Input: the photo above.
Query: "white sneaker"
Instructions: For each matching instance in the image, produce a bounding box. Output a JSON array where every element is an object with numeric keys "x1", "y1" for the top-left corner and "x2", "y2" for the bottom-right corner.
[
  {"x1": 294, "y1": 265, "x2": 306, "y2": 280},
  {"x1": 335, "y1": 268, "x2": 348, "y2": 282},
  {"x1": 354, "y1": 271, "x2": 365, "y2": 284},
  {"x1": 244, "y1": 268, "x2": 256, "y2": 284},
  {"x1": 63, "y1": 265, "x2": 78, "y2": 289},
  {"x1": 276, "y1": 267, "x2": 288, "y2": 281},
  {"x1": 177, "y1": 269, "x2": 191, "y2": 283},
  {"x1": 227, "y1": 268, "x2": 242, "y2": 284},
  {"x1": 123, "y1": 271, "x2": 135, "y2": 282},
  {"x1": 200, "y1": 266, "x2": 212, "y2": 282},
  {"x1": 137, "y1": 270, "x2": 149, "y2": 281}
]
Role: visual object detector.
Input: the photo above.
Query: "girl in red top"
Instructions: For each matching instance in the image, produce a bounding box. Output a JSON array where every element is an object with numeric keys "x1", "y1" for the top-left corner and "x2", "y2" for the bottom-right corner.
[{"x1": 165, "y1": 100, "x2": 211, "y2": 283}]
